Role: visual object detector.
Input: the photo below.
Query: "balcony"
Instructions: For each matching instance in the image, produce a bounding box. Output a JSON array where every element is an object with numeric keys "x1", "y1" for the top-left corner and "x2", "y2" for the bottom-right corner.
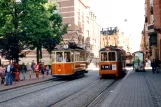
[{"x1": 147, "y1": 24, "x2": 155, "y2": 34}]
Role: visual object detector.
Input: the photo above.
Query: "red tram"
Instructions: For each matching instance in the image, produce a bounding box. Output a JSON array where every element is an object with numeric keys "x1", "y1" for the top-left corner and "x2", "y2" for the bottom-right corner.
[{"x1": 99, "y1": 46, "x2": 126, "y2": 77}]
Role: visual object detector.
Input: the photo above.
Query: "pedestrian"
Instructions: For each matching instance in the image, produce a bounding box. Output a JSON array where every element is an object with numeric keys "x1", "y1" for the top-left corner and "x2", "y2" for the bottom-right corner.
[
  {"x1": 0, "y1": 64, "x2": 5, "y2": 84},
  {"x1": 20, "y1": 63, "x2": 27, "y2": 80},
  {"x1": 41, "y1": 62, "x2": 45, "y2": 78},
  {"x1": 5, "y1": 61, "x2": 14, "y2": 86},
  {"x1": 34, "y1": 63, "x2": 39, "y2": 79},
  {"x1": 46, "y1": 65, "x2": 49, "y2": 76},
  {"x1": 151, "y1": 59, "x2": 157, "y2": 73},
  {"x1": 31, "y1": 60, "x2": 35, "y2": 73},
  {"x1": 27, "y1": 63, "x2": 32, "y2": 79},
  {"x1": 14, "y1": 62, "x2": 20, "y2": 82},
  {"x1": 156, "y1": 59, "x2": 160, "y2": 73}
]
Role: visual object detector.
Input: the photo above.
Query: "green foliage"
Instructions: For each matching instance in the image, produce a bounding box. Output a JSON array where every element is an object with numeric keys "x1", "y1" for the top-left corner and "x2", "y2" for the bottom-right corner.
[
  {"x1": 0, "y1": 0, "x2": 67, "y2": 63},
  {"x1": 42, "y1": 2, "x2": 68, "y2": 55}
]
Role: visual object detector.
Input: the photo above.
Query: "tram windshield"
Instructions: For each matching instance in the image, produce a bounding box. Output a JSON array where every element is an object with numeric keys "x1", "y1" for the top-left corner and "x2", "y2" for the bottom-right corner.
[
  {"x1": 56, "y1": 52, "x2": 63, "y2": 62},
  {"x1": 100, "y1": 52, "x2": 116, "y2": 61},
  {"x1": 54, "y1": 52, "x2": 71, "y2": 62}
]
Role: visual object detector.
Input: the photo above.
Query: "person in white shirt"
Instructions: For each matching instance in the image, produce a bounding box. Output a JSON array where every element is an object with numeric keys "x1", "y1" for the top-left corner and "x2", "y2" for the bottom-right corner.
[
  {"x1": 27, "y1": 63, "x2": 32, "y2": 79},
  {"x1": 64, "y1": 53, "x2": 70, "y2": 62}
]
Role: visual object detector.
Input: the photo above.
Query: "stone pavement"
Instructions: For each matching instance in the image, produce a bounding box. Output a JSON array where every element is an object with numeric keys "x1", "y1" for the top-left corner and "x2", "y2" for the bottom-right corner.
[
  {"x1": 101, "y1": 68, "x2": 161, "y2": 107},
  {"x1": 0, "y1": 72, "x2": 53, "y2": 92}
]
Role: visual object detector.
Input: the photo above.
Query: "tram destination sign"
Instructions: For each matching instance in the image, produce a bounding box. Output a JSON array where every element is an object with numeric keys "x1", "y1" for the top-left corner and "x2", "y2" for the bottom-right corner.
[{"x1": 101, "y1": 65, "x2": 112, "y2": 70}]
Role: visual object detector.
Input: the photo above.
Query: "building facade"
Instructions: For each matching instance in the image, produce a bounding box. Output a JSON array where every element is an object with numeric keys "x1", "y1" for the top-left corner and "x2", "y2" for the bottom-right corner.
[
  {"x1": 49, "y1": 0, "x2": 101, "y2": 58},
  {"x1": 142, "y1": 0, "x2": 161, "y2": 60},
  {"x1": 100, "y1": 27, "x2": 132, "y2": 53}
]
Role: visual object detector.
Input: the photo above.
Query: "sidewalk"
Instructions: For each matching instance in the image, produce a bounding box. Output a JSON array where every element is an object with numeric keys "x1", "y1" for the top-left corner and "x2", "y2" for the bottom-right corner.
[
  {"x1": 0, "y1": 73, "x2": 53, "y2": 92},
  {"x1": 101, "y1": 68, "x2": 161, "y2": 107},
  {"x1": 0, "y1": 63, "x2": 98, "y2": 92}
]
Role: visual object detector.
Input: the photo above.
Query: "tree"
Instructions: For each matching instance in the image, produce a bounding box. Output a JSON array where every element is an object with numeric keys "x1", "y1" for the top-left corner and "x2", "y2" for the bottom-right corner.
[
  {"x1": 20, "y1": 0, "x2": 51, "y2": 63},
  {"x1": 0, "y1": 0, "x2": 67, "y2": 64},
  {"x1": 0, "y1": 0, "x2": 27, "y2": 62},
  {"x1": 0, "y1": 0, "x2": 50, "y2": 63},
  {"x1": 42, "y1": 2, "x2": 68, "y2": 58}
]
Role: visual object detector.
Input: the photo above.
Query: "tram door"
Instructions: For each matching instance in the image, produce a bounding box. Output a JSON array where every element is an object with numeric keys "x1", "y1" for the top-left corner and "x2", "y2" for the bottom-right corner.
[
  {"x1": 52, "y1": 51, "x2": 74, "y2": 75},
  {"x1": 54, "y1": 52, "x2": 64, "y2": 74}
]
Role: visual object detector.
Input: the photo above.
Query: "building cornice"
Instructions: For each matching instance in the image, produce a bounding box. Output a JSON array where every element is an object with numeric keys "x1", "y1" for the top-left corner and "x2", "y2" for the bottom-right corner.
[{"x1": 78, "y1": 0, "x2": 89, "y2": 8}]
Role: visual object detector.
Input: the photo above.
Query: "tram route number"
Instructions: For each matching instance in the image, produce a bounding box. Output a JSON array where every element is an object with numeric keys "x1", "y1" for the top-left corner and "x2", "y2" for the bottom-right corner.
[{"x1": 101, "y1": 65, "x2": 112, "y2": 70}]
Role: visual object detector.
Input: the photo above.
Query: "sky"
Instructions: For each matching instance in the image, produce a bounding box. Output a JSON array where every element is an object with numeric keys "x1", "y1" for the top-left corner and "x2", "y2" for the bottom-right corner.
[{"x1": 89, "y1": 0, "x2": 145, "y2": 52}]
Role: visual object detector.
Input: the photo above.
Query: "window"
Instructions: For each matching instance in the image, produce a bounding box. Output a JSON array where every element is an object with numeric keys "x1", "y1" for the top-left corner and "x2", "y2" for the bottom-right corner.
[
  {"x1": 56, "y1": 52, "x2": 63, "y2": 62},
  {"x1": 52, "y1": 52, "x2": 56, "y2": 62},
  {"x1": 108, "y1": 52, "x2": 116, "y2": 61},
  {"x1": 80, "y1": 52, "x2": 85, "y2": 61},
  {"x1": 64, "y1": 52, "x2": 71, "y2": 62},
  {"x1": 100, "y1": 52, "x2": 107, "y2": 61},
  {"x1": 100, "y1": 51, "x2": 116, "y2": 61},
  {"x1": 117, "y1": 52, "x2": 121, "y2": 61}
]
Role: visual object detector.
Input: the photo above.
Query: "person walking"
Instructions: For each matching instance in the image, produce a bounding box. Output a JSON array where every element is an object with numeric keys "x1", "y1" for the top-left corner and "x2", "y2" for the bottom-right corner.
[
  {"x1": 151, "y1": 59, "x2": 157, "y2": 73},
  {"x1": 156, "y1": 59, "x2": 160, "y2": 73},
  {"x1": 20, "y1": 63, "x2": 27, "y2": 80}
]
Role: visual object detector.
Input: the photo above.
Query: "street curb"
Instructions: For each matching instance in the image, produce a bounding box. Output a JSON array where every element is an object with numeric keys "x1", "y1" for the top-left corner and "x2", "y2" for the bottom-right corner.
[{"x1": 0, "y1": 77, "x2": 53, "y2": 92}]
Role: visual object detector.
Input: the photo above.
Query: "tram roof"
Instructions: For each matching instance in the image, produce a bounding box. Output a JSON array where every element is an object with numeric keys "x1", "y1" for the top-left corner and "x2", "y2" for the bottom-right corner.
[
  {"x1": 99, "y1": 46, "x2": 124, "y2": 52},
  {"x1": 52, "y1": 47, "x2": 87, "y2": 51},
  {"x1": 133, "y1": 51, "x2": 144, "y2": 54}
]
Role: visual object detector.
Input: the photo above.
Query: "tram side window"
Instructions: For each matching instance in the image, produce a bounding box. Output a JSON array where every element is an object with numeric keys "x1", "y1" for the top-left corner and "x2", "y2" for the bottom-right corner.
[
  {"x1": 80, "y1": 52, "x2": 85, "y2": 61},
  {"x1": 70, "y1": 52, "x2": 74, "y2": 62},
  {"x1": 64, "y1": 52, "x2": 70, "y2": 62},
  {"x1": 75, "y1": 53, "x2": 80, "y2": 61},
  {"x1": 52, "y1": 52, "x2": 56, "y2": 62},
  {"x1": 56, "y1": 52, "x2": 63, "y2": 62},
  {"x1": 117, "y1": 52, "x2": 121, "y2": 61},
  {"x1": 101, "y1": 52, "x2": 107, "y2": 61},
  {"x1": 108, "y1": 52, "x2": 116, "y2": 61}
]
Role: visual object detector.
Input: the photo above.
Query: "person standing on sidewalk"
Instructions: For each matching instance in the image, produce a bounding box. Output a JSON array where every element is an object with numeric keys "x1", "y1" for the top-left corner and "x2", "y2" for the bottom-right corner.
[
  {"x1": 41, "y1": 62, "x2": 46, "y2": 78},
  {"x1": 5, "y1": 61, "x2": 14, "y2": 85},
  {"x1": 34, "y1": 63, "x2": 40, "y2": 79},
  {"x1": 20, "y1": 63, "x2": 27, "y2": 80},
  {"x1": 0, "y1": 64, "x2": 5, "y2": 84},
  {"x1": 46, "y1": 65, "x2": 50, "y2": 76},
  {"x1": 31, "y1": 60, "x2": 35, "y2": 74},
  {"x1": 14, "y1": 62, "x2": 20, "y2": 82},
  {"x1": 27, "y1": 63, "x2": 32, "y2": 79}
]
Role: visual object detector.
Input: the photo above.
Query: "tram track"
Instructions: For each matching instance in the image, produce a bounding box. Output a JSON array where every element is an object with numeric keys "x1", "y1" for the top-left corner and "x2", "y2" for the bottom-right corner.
[
  {"x1": 46, "y1": 79, "x2": 103, "y2": 107},
  {"x1": 47, "y1": 78, "x2": 117, "y2": 107},
  {"x1": 86, "y1": 79, "x2": 119, "y2": 107},
  {"x1": 0, "y1": 75, "x2": 100, "y2": 106},
  {"x1": 0, "y1": 78, "x2": 69, "y2": 104}
]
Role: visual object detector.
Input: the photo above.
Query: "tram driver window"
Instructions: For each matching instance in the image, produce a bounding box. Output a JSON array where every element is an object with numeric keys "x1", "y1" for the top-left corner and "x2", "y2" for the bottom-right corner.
[
  {"x1": 108, "y1": 52, "x2": 116, "y2": 61},
  {"x1": 101, "y1": 52, "x2": 107, "y2": 61},
  {"x1": 56, "y1": 52, "x2": 63, "y2": 62}
]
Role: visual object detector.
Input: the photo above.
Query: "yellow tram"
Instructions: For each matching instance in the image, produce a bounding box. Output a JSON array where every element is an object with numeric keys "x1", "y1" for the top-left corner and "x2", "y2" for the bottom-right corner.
[
  {"x1": 51, "y1": 47, "x2": 90, "y2": 78},
  {"x1": 99, "y1": 46, "x2": 126, "y2": 77}
]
